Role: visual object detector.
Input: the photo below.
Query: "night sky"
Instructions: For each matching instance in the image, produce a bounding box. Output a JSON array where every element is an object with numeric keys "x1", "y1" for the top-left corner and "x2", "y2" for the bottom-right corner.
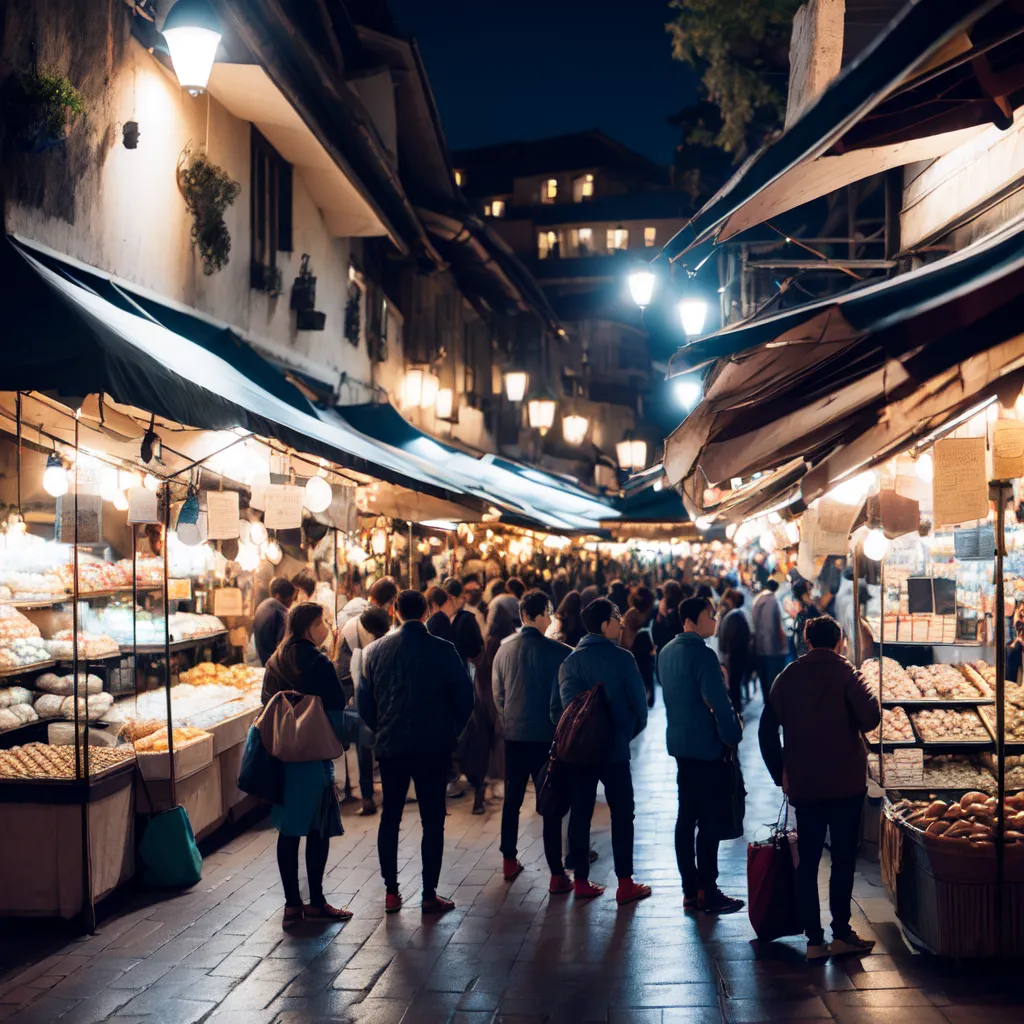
[{"x1": 388, "y1": 0, "x2": 698, "y2": 167}]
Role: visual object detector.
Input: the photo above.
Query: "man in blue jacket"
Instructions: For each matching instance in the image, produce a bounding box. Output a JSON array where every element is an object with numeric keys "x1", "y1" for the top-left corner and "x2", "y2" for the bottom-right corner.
[
  {"x1": 360, "y1": 589, "x2": 474, "y2": 917},
  {"x1": 659, "y1": 596, "x2": 744, "y2": 914},
  {"x1": 493, "y1": 589, "x2": 572, "y2": 890},
  {"x1": 556, "y1": 598, "x2": 651, "y2": 905}
]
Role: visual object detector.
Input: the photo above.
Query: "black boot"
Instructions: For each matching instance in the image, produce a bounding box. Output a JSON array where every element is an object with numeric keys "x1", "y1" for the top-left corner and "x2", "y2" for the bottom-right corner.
[{"x1": 472, "y1": 786, "x2": 486, "y2": 815}]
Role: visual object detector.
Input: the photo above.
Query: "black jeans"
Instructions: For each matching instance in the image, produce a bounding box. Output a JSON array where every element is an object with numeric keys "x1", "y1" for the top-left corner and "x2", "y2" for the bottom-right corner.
[
  {"x1": 277, "y1": 830, "x2": 331, "y2": 908},
  {"x1": 377, "y1": 753, "x2": 449, "y2": 898},
  {"x1": 568, "y1": 760, "x2": 634, "y2": 882},
  {"x1": 674, "y1": 757, "x2": 730, "y2": 896},
  {"x1": 501, "y1": 740, "x2": 564, "y2": 873},
  {"x1": 793, "y1": 792, "x2": 864, "y2": 945},
  {"x1": 357, "y1": 739, "x2": 375, "y2": 801}
]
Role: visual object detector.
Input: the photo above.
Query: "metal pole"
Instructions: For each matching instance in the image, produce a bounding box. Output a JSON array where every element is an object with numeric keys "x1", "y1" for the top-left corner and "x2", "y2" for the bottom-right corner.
[
  {"x1": 878, "y1": 555, "x2": 885, "y2": 790},
  {"x1": 992, "y1": 480, "x2": 1011, "y2": 955},
  {"x1": 163, "y1": 484, "x2": 176, "y2": 808},
  {"x1": 408, "y1": 521, "x2": 413, "y2": 589},
  {"x1": 851, "y1": 545, "x2": 862, "y2": 667}
]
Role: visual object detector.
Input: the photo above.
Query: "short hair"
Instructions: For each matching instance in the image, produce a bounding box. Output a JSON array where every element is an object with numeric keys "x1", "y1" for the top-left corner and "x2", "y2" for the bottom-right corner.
[
  {"x1": 662, "y1": 579, "x2": 683, "y2": 609},
  {"x1": 269, "y1": 576, "x2": 296, "y2": 604},
  {"x1": 506, "y1": 576, "x2": 526, "y2": 599},
  {"x1": 805, "y1": 615, "x2": 841, "y2": 651},
  {"x1": 680, "y1": 582, "x2": 694, "y2": 599},
  {"x1": 426, "y1": 585, "x2": 450, "y2": 611},
  {"x1": 764, "y1": 578, "x2": 780, "y2": 593},
  {"x1": 520, "y1": 589, "x2": 550, "y2": 622},
  {"x1": 629, "y1": 586, "x2": 655, "y2": 616},
  {"x1": 359, "y1": 606, "x2": 390, "y2": 640},
  {"x1": 369, "y1": 577, "x2": 398, "y2": 608},
  {"x1": 442, "y1": 577, "x2": 463, "y2": 599},
  {"x1": 291, "y1": 569, "x2": 317, "y2": 598},
  {"x1": 792, "y1": 579, "x2": 810, "y2": 601},
  {"x1": 461, "y1": 573, "x2": 480, "y2": 586},
  {"x1": 581, "y1": 597, "x2": 618, "y2": 634},
  {"x1": 395, "y1": 588, "x2": 427, "y2": 622},
  {"x1": 680, "y1": 597, "x2": 713, "y2": 627},
  {"x1": 723, "y1": 588, "x2": 744, "y2": 610}
]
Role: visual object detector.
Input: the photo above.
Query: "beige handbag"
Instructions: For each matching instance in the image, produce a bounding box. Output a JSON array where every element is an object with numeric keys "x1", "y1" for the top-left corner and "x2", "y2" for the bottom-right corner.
[{"x1": 256, "y1": 690, "x2": 345, "y2": 763}]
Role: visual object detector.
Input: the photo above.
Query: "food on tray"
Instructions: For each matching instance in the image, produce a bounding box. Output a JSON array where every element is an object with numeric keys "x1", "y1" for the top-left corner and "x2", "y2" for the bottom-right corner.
[
  {"x1": 116, "y1": 558, "x2": 164, "y2": 587},
  {"x1": 960, "y1": 661, "x2": 995, "y2": 698},
  {"x1": 924, "y1": 754, "x2": 995, "y2": 791},
  {"x1": 866, "y1": 706, "x2": 914, "y2": 743},
  {"x1": 978, "y1": 703, "x2": 1024, "y2": 742},
  {"x1": 0, "y1": 570, "x2": 65, "y2": 602},
  {"x1": 179, "y1": 662, "x2": 260, "y2": 688},
  {"x1": 911, "y1": 708, "x2": 990, "y2": 743},
  {"x1": 133, "y1": 726, "x2": 209, "y2": 752},
  {"x1": 35, "y1": 672, "x2": 103, "y2": 695},
  {"x1": 121, "y1": 680, "x2": 263, "y2": 725},
  {"x1": 116, "y1": 718, "x2": 165, "y2": 743},
  {"x1": 907, "y1": 664, "x2": 983, "y2": 701},
  {"x1": 0, "y1": 606, "x2": 41, "y2": 643},
  {"x1": 861, "y1": 657, "x2": 922, "y2": 701},
  {"x1": 0, "y1": 702, "x2": 38, "y2": 731},
  {"x1": 45, "y1": 630, "x2": 119, "y2": 659},
  {"x1": 35, "y1": 692, "x2": 113, "y2": 721},
  {"x1": 57, "y1": 561, "x2": 130, "y2": 594},
  {"x1": 88, "y1": 608, "x2": 225, "y2": 646},
  {"x1": 888, "y1": 792, "x2": 1024, "y2": 842},
  {"x1": 0, "y1": 742, "x2": 135, "y2": 779},
  {"x1": 0, "y1": 637, "x2": 52, "y2": 669},
  {"x1": 0, "y1": 686, "x2": 32, "y2": 709}
]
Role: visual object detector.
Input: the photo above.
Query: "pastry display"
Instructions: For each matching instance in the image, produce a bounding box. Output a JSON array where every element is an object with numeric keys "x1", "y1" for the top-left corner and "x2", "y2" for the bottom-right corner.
[
  {"x1": 0, "y1": 702, "x2": 39, "y2": 731},
  {"x1": 57, "y1": 560, "x2": 130, "y2": 594},
  {"x1": 0, "y1": 686, "x2": 33, "y2": 709},
  {"x1": 911, "y1": 708, "x2": 991, "y2": 743},
  {"x1": 978, "y1": 703, "x2": 1024, "y2": 742},
  {"x1": 87, "y1": 607, "x2": 225, "y2": 646},
  {"x1": 119, "y1": 680, "x2": 262, "y2": 724},
  {"x1": 0, "y1": 637, "x2": 52, "y2": 669},
  {"x1": 35, "y1": 692, "x2": 113, "y2": 721},
  {"x1": 116, "y1": 718, "x2": 165, "y2": 743},
  {"x1": 961, "y1": 661, "x2": 995, "y2": 698},
  {"x1": 179, "y1": 662, "x2": 261, "y2": 688},
  {"x1": 0, "y1": 742, "x2": 135, "y2": 779},
  {"x1": 35, "y1": 672, "x2": 103, "y2": 695},
  {"x1": 862, "y1": 657, "x2": 923, "y2": 701},
  {"x1": 116, "y1": 558, "x2": 164, "y2": 587},
  {"x1": 888, "y1": 791, "x2": 1024, "y2": 843},
  {"x1": 907, "y1": 664, "x2": 983, "y2": 701},
  {"x1": 923, "y1": 754, "x2": 995, "y2": 791},
  {"x1": 866, "y1": 706, "x2": 915, "y2": 743},
  {"x1": 133, "y1": 726, "x2": 210, "y2": 752},
  {"x1": 0, "y1": 606, "x2": 41, "y2": 643},
  {"x1": 44, "y1": 630, "x2": 119, "y2": 659},
  {"x1": 0, "y1": 570, "x2": 65, "y2": 603}
]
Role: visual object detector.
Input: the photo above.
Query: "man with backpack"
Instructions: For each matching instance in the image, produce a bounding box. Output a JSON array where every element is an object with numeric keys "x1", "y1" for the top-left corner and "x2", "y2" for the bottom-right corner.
[{"x1": 555, "y1": 597, "x2": 651, "y2": 905}]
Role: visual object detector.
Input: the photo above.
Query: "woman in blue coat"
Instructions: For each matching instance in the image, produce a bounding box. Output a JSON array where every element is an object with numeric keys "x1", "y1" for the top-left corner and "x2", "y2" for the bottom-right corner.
[{"x1": 262, "y1": 602, "x2": 350, "y2": 928}]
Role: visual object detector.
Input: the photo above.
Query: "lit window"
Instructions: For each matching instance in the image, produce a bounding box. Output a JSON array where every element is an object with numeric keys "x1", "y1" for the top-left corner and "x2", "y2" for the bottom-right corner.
[
  {"x1": 454, "y1": 169, "x2": 464, "y2": 186},
  {"x1": 538, "y1": 230, "x2": 558, "y2": 259},
  {"x1": 606, "y1": 227, "x2": 629, "y2": 252},
  {"x1": 541, "y1": 178, "x2": 558, "y2": 204},
  {"x1": 490, "y1": 199, "x2": 505, "y2": 217},
  {"x1": 570, "y1": 228, "x2": 593, "y2": 255},
  {"x1": 573, "y1": 173, "x2": 595, "y2": 202},
  {"x1": 484, "y1": 204, "x2": 491, "y2": 216},
  {"x1": 644, "y1": 226, "x2": 657, "y2": 247}
]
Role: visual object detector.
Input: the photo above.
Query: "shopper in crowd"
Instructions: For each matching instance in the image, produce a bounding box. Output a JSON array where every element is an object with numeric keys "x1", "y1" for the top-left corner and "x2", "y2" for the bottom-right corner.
[
  {"x1": 658, "y1": 596, "x2": 744, "y2": 915},
  {"x1": 752, "y1": 578, "x2": 788, "y2": 695},
  {"x1": 253, "y1": 577, "x2": 296, "y2": 666},
  {"x1": 444, "y1": 577, "x2": 484, "y2": 667},
  {"x1": 263, "y1": 602, "x2": 350, "y2": 926},
  {"x1": 461, "y1": 574, "x2": 488, "y2": 638},
  {"x1": 579, "y1": 584, "x2": 600, "y2": 610},
  {"x1": 556, "y1": 597, "x2": 651, "y2": 905},
  {"x1": 608, "y1": 579, "x2": 629, "y2": 616},
  {"x1": 621, "y1": 586, "x2": 656, "y2": 708},
  {"x1": 359, "y1": 589, "x2": 474, "y2": 915},
  {"x1": 492, "y1": 589, "x2": 573, "y2": 889},
  {"x1": 552, "y1": 568, "x2": 570, "y2": 611},
  {"x1": 789, "y1": 579, "x2": 824, "y2": 659},
  {"x1": 652, "y1": 579, "x2": 684, "y2": 652},
  {"x1": 718, "y1": 588, "x2": 752, "y2": 712},
  {"x1": 336, "y1": 576, "x2": 398, "y2": 630},
  {"x1": 291, "y1": 569, "x2": 317, "y2": 604},
  {"x1": 425, "y1": 585, "x2": 456, "y2": 644},
  {"x1": 758, "y1": 615, "x2": 879, "y2": 961},
  {"x1": 336, "y1": 606, "x2": 390, "y2": 816},
  {"x1": 550, "y1": 590, "x2": 586, "y2": 647}
]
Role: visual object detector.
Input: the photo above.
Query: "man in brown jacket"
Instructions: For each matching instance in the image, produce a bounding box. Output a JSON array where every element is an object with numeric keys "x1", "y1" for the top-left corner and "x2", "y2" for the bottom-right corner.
[{"x1": 758, "y1": 615, "x2": 880, "y2": 962}]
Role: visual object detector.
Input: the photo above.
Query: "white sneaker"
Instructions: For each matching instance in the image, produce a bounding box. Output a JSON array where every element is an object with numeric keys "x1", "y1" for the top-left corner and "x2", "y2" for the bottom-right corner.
[
  {"x1": 829, "y1": 931, "x2": 875, "y2": 956},
  {"x1": 806, "y1": 941, "x2": 831, "y2": 962}
]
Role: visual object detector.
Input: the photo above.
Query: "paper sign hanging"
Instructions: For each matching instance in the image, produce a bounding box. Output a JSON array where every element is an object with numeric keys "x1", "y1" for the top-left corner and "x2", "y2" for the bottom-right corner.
[
  {"x1": 993, "y1": 419, "x2": 1024, "y2": 480},
  {"x1": 797, "y1": 509, "x2": 818, "y2": 580},
  {"x1": 264, "y1": 485, "x2": 304, "y2": 530},
  {"x1": 127, "y1": 486, "x2": 159, "y2": 524},
  {"x1": 932, "y1": 437, "x2": 988, "y2": 526},
  {"x1": 205, "y1": 490, "x2": 241, "y2": 539},
  {"x1": 213, "y1": 587, "x2": 243, "y2": 617},
  {"x1": 811, "y1": 499, "x2": 858, "y2": 558}
]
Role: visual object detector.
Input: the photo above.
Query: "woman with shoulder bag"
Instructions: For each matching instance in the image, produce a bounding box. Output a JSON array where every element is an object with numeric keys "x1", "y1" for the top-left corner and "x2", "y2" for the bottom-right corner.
[{"x1": 262, "y1": 602, "x2": 351, "y2": 928}]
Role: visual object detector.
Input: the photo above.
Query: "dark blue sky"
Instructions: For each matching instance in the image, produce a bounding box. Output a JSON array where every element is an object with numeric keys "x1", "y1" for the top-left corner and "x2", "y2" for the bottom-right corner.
[{"x1": 388, "y1": 0, "x2": 698, "y2": 166}]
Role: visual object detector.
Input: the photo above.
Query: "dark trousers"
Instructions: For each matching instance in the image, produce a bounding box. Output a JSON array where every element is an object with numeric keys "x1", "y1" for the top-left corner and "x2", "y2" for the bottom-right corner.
[
  {"x1": 357, "y1": 739, "x2": 375, "y2": 801},
  {"x1": 568, "y1": 760, "x2": 634, "y2": 882},
  {"x1": 793, "y1": 792, "x2": 864, "y2": 945},
  {"x1": 377, "y1": 753, "x2": 449, "y2": 898},
  {"x1": 277, "y1": 830, "x2": 330, "y2": 907},
  {"x1": 674, "y1": 757, "x2": 729, "y2": 895},
  {"x1": 757, "y1": 654, "x2": 786, "y2": 695},
  {"x1": 501, "y1": 739, "x2": 564, "y2": 873}
]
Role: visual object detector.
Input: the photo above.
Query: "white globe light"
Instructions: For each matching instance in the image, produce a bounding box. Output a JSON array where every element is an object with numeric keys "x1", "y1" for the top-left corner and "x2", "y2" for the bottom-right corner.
[
  {"x1": 113, "y1": 491, "x2": 129, "y2": 512},
  {"x1": 863, "y1": 528, "x2": 890, "y2": 562},
  {"x1": 674, "y1": 378, "x2": 702, "y2": 410},
  {"x1": 162, "y1": 0, "x2": 222, "y2": 95},
  {"x1": 916, "y1": 453, "x2": 934, "y2": 482},
  {"x1": 264, "y1": 539, "x2": 283, "y2": 565},
  {"x1": 562, "y1": 413, "x2": 589, "y2": 446},
  {"x1": 143, "y1": 473, "x2": 160, "y2": 492},
  {"x1": 628, "y1": 270, "x2": 656, "y2": 308},
  {"x1": 176, "y1": 523, "x2": 202, "y2": 547},
  {"x1": 304, "y1": 474, "x2": 333, "y2": 513},
  {"x1": 249, "y1": 520, "x2": 268, "y2": 546},
  {"x1": 42, "y1": 454, "x2": 69, "y2": 497},
  {"x1": 504, "y1": 371, "x2": 528, "y2": 403},
  {"x1": 236, "y1": 542, "x2": 260, "y2": 571},
  {"x1": 678, "y1": 297, "x2": 708, "y2": 337}
]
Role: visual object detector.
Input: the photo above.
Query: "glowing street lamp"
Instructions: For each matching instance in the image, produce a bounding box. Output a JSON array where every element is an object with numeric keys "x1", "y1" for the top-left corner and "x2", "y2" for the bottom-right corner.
[
  {"x1": 503, "y1": 370, "x2": 528, "y2": 403},
  {"x1": 562, "y1": 412, "x2": 589, "y2": 446},
  {"x1": 527, "y1": 391, "x2": 557, "y2": 435},
  {"x1": 162, "y1": 0, "x2": 222, "y2": 95},
  {"x1": 678, "y1": 297, "x2": 708, "y2": 338},
  {"x1": 628, "y1": 269, "x2": 656, "y2": 308},
  {"x1": 616, "y1": 434, "x2": 648, "y2": 473}
]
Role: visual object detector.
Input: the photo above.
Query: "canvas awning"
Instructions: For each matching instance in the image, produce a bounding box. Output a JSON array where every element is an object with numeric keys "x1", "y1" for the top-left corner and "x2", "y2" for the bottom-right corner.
[{"x1": 661, "y1": 0, "x2": 1024, "y2": 260}]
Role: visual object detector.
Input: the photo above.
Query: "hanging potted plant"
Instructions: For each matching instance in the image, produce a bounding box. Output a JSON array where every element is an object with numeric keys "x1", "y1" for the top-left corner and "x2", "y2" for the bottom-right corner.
[
  {"x1": 7, "y1": 64, "x2": 84, "y2": 154},
  {"x1": 177, "y1": 150, "x2": 241, "y2": 276}
]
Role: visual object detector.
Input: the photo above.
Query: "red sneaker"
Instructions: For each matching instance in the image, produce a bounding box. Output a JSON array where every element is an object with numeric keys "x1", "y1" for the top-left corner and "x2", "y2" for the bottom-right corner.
[
  {"x1": 615, "y1": 880, "x2": 652, "y2": 906},
  {"x1": 549, "y1": 874, "x2": 574, "y2": 895},
  {"x1": 421, "y1": 894, "x2": 456, "y2": 915},
  {"x1": 385, "y1": 892, "x2": 403, "y2": 915},
  {"x1": 503, "y1": 858, "x2": 525, "y2": 882},
  {"x1": 573, "y1": 879, "x2": 605, "y2": 899}
]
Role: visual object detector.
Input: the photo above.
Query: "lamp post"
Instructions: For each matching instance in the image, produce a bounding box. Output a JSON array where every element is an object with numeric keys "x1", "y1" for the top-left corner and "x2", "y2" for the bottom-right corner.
[
  {"x1": 526, "y1": 390, "x2": 557, "y2": 436},
  {"x1": 678, "y1": 297, "x2": 708, "y2": 338},
  {"x1": 562, "y1": 411, "x2": 589, "y2": 446},
  {"x1": 615, "y1": 433, "x2": 648, "y2": 474},
  {"x1": 628, "y1": 268, "x2": 656, "y2": 309},
  {"x1": 503, "y1": 370, "x2": 528, "y2": 403},
  {"x1": 162, "y1": 0, "x2": 222, "y2": 95}
]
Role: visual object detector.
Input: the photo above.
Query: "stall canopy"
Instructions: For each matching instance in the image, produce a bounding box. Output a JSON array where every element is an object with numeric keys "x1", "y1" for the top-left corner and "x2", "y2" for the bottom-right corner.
[
  {"x1": 2, "y1": 237, "x2": 475, "y2": 504},
  {"x1": 664, "y1": 216, "x2": 1024, "y2": 520},
  {"x1": 335, "y1": 403, "x2": 619, "y2": 532},
  {"x1": 660, "y1": 0, "x2": 1024, "y2": 261}
]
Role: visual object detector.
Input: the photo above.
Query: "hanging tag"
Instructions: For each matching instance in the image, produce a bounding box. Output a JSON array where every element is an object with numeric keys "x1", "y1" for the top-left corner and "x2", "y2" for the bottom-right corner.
[
  {"x1": 932, "y1": 437, "x2": 988, "y2": 526},
  {"x1": 205, "y1": 490, "x2": 240, "y2": 539},
  {"x1": 127, "y1": 486, "x2": 159, "y2": 524},
  {"x1": 264, "y1": 485, "x2": 304, "y2": 530}
]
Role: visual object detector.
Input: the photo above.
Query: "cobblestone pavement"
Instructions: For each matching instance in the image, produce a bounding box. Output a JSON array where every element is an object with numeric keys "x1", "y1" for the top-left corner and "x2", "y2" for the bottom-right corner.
[{"x1": 2, "y1": 695, "x2": 1024, "y2": 1024}]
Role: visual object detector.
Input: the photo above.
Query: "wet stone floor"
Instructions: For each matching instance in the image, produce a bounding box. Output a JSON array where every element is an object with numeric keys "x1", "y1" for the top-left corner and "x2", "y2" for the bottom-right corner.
[{"x1": 2, "y1": 694, "x2": 1024, "y2": 1024}]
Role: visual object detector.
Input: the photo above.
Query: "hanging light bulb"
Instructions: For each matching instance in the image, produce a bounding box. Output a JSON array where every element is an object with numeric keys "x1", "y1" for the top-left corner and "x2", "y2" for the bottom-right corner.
[
  {"x1": 235, "y1": 542, "x2": 260, "y2": 571},
  {"x1": 162, "y1": 0, "x2": 223, "y2": 95},
  {"x1": 249, "y1": 520, "x2": 268, "y2": 547},
  {"x1": 628, "y1": 269, "x2": 656, "y2": 308},
  {"x1": 371, "y1": 517, "x2": 389, "y2": 556},
  {"x1": 303, "y1": 474, "x2": 333, "y2": 514},
  {"x1": 143, "y1": 473, "x2": 160, "y2": 492},
  {"x1": 562, "y1": 412, "x2": 589, "y2": 446},
  {"x1": 118, "y1": 469, "x2": 140, "y2": 491},
  {"x1": 43, "y1": 453, "x2": 69, "y2": 497},
  {"x1": 264, "y1": 538, "x2": 283, "y2": 565},
  {"x1": 863, "y1": 528, "x2": 890, "y2": 562},
  {"x1": 916, "y1": 453, "x2": 934, "y2": 482},
  {"x1": 678, "y1": 297, "x2": 708, "y2": 337},
  {"x1": 503, "y1": 370, "x2": 528, "y2": 403}
]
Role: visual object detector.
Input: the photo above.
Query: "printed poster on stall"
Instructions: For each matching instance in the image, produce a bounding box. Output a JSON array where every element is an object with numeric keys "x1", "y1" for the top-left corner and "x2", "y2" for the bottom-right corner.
[
  {"x1": 213, "y1": 587, "x2": 243, "y2": 617},
  {"x1": 264, "y1": 485, "x2": 305, "y2": 530},
  {"x1": 932, "y1": 437, "x2": 988, "y2": 526},
  {"x1": 205, "y1": 490, "x2": 240, "y2": 539},
  {"x1": 993, "y1": 419, "x2": 1024, "y2": 480}
]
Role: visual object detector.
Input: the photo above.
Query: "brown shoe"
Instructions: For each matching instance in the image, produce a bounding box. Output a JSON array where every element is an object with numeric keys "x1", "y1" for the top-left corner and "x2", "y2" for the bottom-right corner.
[
  {"x1": 358, "y1": 799, "x2": 377, "y2": 816},
  {"x1": 282, "y1": 905, "x2": 304, "y2": 929},
  {"x1": 421, "y1": 894, "x2": 455, "y2": 914},
  {"x1": 305, "y1": 902, "x2": 353, "y2": 921}
]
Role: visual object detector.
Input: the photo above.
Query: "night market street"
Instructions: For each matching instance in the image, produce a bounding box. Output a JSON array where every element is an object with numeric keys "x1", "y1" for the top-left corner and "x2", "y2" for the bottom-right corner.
[{"x1": 1, "y1": 694, "x2": 1020, "y2": 1024}]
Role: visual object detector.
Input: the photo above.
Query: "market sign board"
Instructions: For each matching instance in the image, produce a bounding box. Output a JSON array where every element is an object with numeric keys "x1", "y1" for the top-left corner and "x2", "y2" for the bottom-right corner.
[
  {"x1": 932, "y1": 437, "x2": 987, "y2": 526},
  {"x1": 264, "y1": 485, "x2": 304, "y2": 530},
  {"x1": 205, "y1": 490, "x2": 240, "y2": 540}
]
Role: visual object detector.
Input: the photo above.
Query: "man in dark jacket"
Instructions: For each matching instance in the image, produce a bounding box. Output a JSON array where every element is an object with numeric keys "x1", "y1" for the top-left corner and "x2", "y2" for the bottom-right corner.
[
  {"x1": 492, "y1": 589, "x2": 572, "y2": 890},
  {"x1": 443, "y1": 577, "x2": 484, "y2": 666},
  {"x1": 253, "y1": 577, "x2": 296, "y2": 665},
  {"x1": 359, "y1": 589, "x2": 474, "y2": 916},
  {"x1": 425, "y1": 585, "x2": 455, "y2": 643},
  {"x1": 718, "y1": 588, "x2": 752, "y2": 713},
  {"x1": 758, "y1": 615, "x2": 880, "y2": 962},
  {"x1": 556, "y1": 598, "x2": 651, "y2": 906}
]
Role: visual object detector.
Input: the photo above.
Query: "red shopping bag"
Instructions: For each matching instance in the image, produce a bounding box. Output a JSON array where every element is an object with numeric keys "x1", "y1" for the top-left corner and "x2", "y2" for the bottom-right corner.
[{"x1": 746, "y1": 802, "x2": 803, "y2": 942}]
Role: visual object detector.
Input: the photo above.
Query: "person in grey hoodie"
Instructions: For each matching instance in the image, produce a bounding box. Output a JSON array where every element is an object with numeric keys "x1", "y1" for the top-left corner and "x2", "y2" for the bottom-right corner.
[
  {"x1": 492, "y1": 589, "x2": 573, "y2": 890},
  {"x1": 556, "y1": 598, "x2": 651, "y2": 905}
]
